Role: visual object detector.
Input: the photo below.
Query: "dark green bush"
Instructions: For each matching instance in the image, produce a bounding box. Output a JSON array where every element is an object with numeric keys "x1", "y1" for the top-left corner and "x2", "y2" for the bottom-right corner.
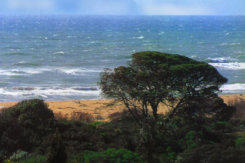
[
  {"x1": 9, "y1": 150, "x2": 29, "y2": 161},
  {"x1": 177, "y1": 144, "x2": 245, "y2": 163},
  {"x1": 6, "y1": 154, "x2": 47, "y2": 163},
  {"x1": 54, "y1": 120, "x2": 104, "y2": 153},
  {"x1": 82, "y1": 148, "x2": 142, "y2": 163},
  {"x1": 235, "y1": 136, "x2": 245, "y2": 150},
  {"x1": 0, "y1": 99, "x2": 55, "y2": 157},
  {"x1": 47, "y1": 130, "x2": 67, "y2": 163}
]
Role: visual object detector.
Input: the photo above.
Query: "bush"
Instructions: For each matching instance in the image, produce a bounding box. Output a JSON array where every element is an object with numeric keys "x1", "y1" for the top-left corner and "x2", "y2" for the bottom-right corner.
[
  {"x1": 179, "y1": 130, "x2": 199, "y2": 150},
  {"x1": 82, "y1": 148, "x2": 142, "y2": 162},
  {"x1": 99, "y1": 111, "x2": 140, "y2": 151},
  {"x1": 0, "y1": 99, "x2": 56, "y2": 156},
  {"x1": 6, "y1": 155, "x2": 47, "y2": 163},
  {"x1": 235, "y1": 136, "x2": 245, "y2": 150},
  {"x1": 9, "y1": 150, "x2": 29, "y2": 161},
  {"x1": 176, "y1": 144, "x2": 245, "y2": 163},
  {"x1": 53, "y1": 120, "x2": 104, "y2": 153},
  {"x1": 47, "y1": 130, "x2": 67, "y2": 163}
]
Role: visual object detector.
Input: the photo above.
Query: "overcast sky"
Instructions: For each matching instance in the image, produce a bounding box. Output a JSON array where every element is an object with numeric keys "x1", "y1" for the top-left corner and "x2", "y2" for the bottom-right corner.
[{"x1": 0, "y1": 0, "x2": 244, "y2": 15}]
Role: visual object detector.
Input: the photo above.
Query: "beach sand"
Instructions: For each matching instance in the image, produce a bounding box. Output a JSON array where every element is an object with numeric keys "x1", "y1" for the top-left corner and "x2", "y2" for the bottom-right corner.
[{"x1": 0, "y1": 94, "x2": 244, "y2": 121}]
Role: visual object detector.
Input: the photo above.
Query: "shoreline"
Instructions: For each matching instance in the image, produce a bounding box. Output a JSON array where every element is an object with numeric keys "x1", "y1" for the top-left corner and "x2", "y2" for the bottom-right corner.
[
  {"x1": 0, "y1": 94, "x2": 244, "y2": 121},
  {"x1": 0, "y1": 93, "x2": 244, "y2": 102}
]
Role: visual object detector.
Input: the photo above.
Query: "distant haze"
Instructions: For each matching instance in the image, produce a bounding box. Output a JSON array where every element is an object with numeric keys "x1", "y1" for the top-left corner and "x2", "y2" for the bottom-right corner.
[{"x1": 0, "y1": 0, "x2": 244, "y2": 15}]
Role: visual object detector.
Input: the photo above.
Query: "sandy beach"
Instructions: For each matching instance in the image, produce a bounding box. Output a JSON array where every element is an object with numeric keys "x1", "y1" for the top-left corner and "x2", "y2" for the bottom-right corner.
[{"x1": 0, "y1": 94, "x2": 244, "y2": 121}]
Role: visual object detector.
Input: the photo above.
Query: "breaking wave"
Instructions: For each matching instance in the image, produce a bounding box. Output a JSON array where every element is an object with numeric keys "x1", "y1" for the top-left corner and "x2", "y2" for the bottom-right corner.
[
  {"x1": 0, "y1": 67, "x2": 102, "y2": 76},
  {"x1": 209, "y1": 62, "x2": 245, "y2": 70},
  {"x1": 221, "y1": 83, "x2": 245, "y2": 93},
  {"x1": 0, "y1": 86, "x2": 100, "y2": 100}
]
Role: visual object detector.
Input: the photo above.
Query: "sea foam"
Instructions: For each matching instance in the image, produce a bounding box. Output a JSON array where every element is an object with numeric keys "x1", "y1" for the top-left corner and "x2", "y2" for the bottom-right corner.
[
  {"x1": 209, "y1": 62, "x2": 245, "y2": 70},
  {"x1": 0, "y1": 67, "x2": 101, "y2": 76},
  {"x1": 221, "y1": 83, "x2": 245, "y2": 93},
  {"x1": 0, "y1": 86, "x2": 100, "y2": 100}
]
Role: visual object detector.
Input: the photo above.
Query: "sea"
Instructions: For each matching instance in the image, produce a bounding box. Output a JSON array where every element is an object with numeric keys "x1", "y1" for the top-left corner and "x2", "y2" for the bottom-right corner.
[{"x1": 0, "y1": 15, "x2": 244, "y2": 102}]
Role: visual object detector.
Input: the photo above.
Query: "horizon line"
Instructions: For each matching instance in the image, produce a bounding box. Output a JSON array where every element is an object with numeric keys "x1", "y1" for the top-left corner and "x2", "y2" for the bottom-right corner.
[{"x1": 0, "y1": 14, "x2": 244, "y2": 17}]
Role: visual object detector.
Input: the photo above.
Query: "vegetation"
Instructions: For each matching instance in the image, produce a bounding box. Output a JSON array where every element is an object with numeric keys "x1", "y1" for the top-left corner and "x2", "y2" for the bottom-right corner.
[
  {"x1": 0, "y1": 51, "x2": 244, "y2": 162},
  {"x1": 99, "y1": 51, "x2": 236, "y2": 160},
  {"x1": 100, "y1": 51, "x2": 227, "y2": 120},
  {"x1": 81, "y1": 148, "x2": 142, "y2": 162}
]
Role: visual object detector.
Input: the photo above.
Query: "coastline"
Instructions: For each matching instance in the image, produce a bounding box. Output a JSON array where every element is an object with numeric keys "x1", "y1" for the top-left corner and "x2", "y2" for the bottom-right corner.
[{"x1": 0, "y1": 94, "x2": 244, "y2": 121}]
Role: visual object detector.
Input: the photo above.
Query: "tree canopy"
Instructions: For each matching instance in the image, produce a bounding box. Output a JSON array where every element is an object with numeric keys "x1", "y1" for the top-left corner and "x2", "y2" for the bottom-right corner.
[{"x1": 100, "y1": 51, "x2": 228, "y2": 120}]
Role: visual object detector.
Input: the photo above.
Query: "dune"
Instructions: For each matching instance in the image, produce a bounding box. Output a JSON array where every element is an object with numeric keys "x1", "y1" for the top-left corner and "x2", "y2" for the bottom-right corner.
[{"x1": 0, "y1": 94, "x2": 244, "y2": 121}]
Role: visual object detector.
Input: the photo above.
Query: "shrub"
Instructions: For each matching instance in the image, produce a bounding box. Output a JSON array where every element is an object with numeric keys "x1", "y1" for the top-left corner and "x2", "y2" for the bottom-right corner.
[
  {"x1": 53, "y1": 120, "x2": 104, "y2": 153},
  {"x1": 176, "y1": 144, "x2": 245, "y2": 163},
  {"x1": 0, "y1": 99, "x2": 56, "y2": 156},
  {"x1": 7, "y1": 155, "x2": 47, "y2": 163},
  {"x1": 47, "y1": 130, "x2": 67, "y2": 163},
  {"x1": 235, "y1": 136, "x2": 245, "y2": 150},
  {"x1": 82, "y1": 148, "x2": 142, "y2": 162},
  {"x1": 179, "y1": 130, "x2": 199, "y2": 150},
  {"x1": 9, "y1": 150, "x2": 29, "y2": 161}
]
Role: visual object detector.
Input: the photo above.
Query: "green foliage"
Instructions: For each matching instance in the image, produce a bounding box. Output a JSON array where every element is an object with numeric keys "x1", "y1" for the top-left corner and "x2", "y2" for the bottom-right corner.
[
  {"x1": 47, "y1": 130, "x2": 67, "y2": 163},
  {"x1": 100, "y1": 51, "x2": 230, "y2": 160},
  {"x1": 235, "y1": 136, "x2": 245, "y2": 150},
  {"x1": 100, "y1": 51, "x2": 228, "y2": 122},
  {"x1": 89, "y1": 122, "x2": 105, "y2": 127},
  {"x1": 0, "y1": 52, "x2": 241, "y2": 162},
  {"x1": 163, "y1": 146, "x2": 177, "y2": 161},
  {"x1": 7, "y1": 155, "x2": 47, "y2": 163},
  {"x1": 0, "y1": 98, "x2": 242, "y2": 163},
  {"x1": 82, "y1": 148, "x2": 142, "y2": 163},
  {"x1": 211, "y1": 121, "x2": 234, "y2": 133},
  {"x1": 0, "y1": 99, "x2": 55, "y2": 157},
  {"x1": 179, "y1": 131, "x2": 198, "y2": 149},
  {"x1": 212, "y1": 98, "x2": 236, "y2": 121},
  {"x1": 53, "y1": 120, "x2": 104, "y2": 153},
  {"x1": 9, "y1": 150, "x2": 29, "y2": 161},
  {"x1": 176, "y1": 144, "x2": 245, "y2": 163}
]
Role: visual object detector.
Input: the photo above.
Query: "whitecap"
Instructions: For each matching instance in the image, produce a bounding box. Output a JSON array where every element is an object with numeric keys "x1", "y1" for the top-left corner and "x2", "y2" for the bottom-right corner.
[
  {"x1": 0, "y1": 68, "x2": 42, "y2": 76},
  {"x1": 0, "y1": 86, "x2": 101, "y2": 99},
  {"x1": 209, "y1": 62, "x2": 245, "y2": 70},
  {"x1": 219, "y1": 42, "x2": 241, "y2": 46},
  {"x1": 53, "y1": 51, "x2": 65, "y2": 55},
  {"x1": 158, "y1": 32, "x2": 165, "y2": 35},
  {"x1": 221, "y1": 83, "x2": 245, "y2": 93},
  {"x1": 230, "y1": 43, "x2": 241, "y2": 46},
  {"x1": 0, "y1": 67, "x2": 101, "y2": 76},
  {"x1": 11, "y1": 68, "x2": 50, "y2": 75},
  {"x1": 0, "y1": 69, "x2": 18, "y2": 76},
  {"x1": 207, "y1": 57, "x2": 237, "y2": 63},
  {"x1": 134, "y1": 36, "x2": 144, "y2": 39},
  {"x1": 57, "y1": 68, "x2": 101, "y2": 75}
]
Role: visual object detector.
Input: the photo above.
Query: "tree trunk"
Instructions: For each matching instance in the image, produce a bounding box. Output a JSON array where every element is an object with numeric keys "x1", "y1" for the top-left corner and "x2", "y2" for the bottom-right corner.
[{"x1": 150, "y1": 102, "x2": 159, "y2": 120}]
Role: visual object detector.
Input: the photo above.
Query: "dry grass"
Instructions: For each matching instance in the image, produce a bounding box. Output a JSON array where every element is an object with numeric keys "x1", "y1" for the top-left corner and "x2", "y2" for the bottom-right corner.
[
  {"x1": 55, "y1": 111, "x2": 95, "y2": 123},
  {"x1": 0, "y1": 94, "x2": 244, "y2": 121},
  {"x1": 220, "y1": 94, "x2": 245, "y2": 119}
]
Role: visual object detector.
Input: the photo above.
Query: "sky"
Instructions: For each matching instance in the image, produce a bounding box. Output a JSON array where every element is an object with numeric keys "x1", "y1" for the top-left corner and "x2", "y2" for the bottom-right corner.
[{"x1": 0, "y1": 0, "x2": 244, "y2": 15}]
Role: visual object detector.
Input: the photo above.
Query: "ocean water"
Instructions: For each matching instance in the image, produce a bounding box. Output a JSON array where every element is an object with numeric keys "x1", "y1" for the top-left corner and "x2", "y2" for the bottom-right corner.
[{"x1": 0, "y1": 16, "x2": 244, "y2": 102}]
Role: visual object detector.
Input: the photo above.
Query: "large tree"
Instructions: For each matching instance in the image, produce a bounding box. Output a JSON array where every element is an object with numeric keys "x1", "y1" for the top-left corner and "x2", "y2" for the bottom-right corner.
[{"x1": 99, "y1": 51, "x2": 227, "y2": 122}]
